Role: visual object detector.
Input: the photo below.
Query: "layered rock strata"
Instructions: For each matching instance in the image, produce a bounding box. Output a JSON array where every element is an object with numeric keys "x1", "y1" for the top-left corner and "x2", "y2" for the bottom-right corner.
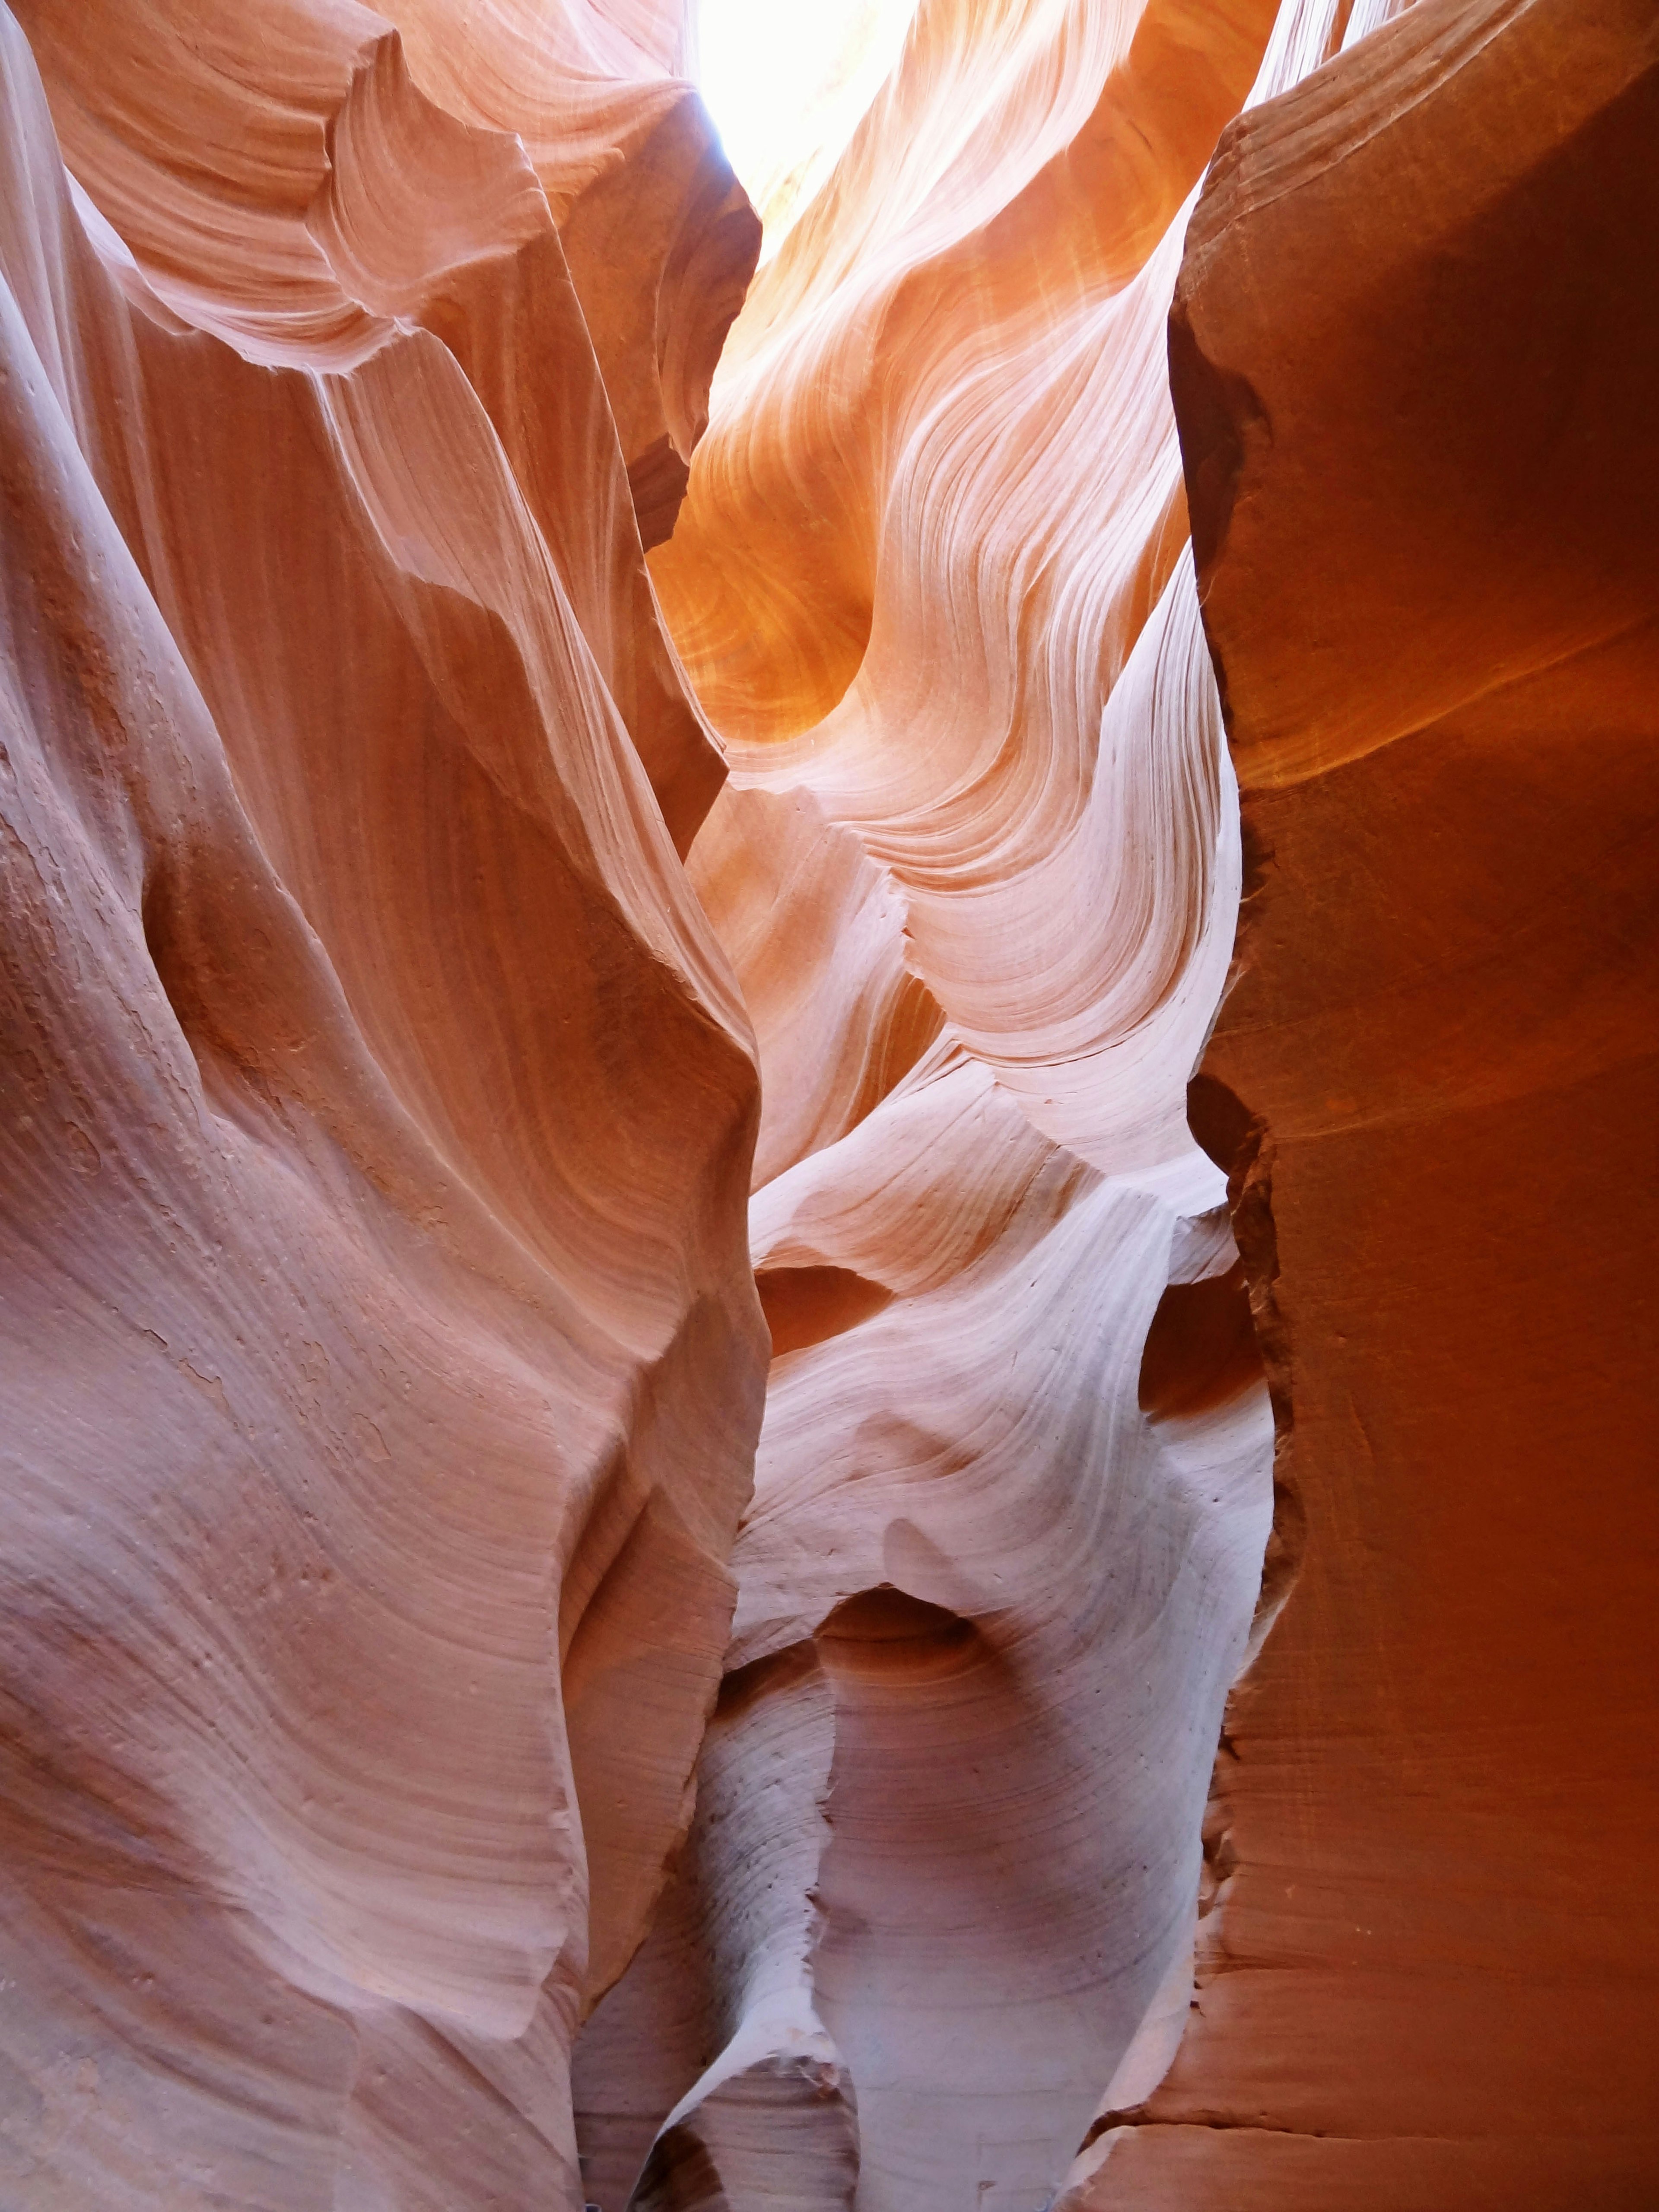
[
  {"x1": 571, "y1": 1, "x2": 1414, "y2": 2207},
  {"x1": 4, "y1": 0, "x2": 1653, "y2": 2207},
  {"x1": 0, "y1": 3, "x2": 762, "y2": 2202}
]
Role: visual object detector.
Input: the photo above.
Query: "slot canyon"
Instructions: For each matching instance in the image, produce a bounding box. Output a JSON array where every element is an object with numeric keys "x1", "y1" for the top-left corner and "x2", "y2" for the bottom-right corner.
[{"x1": 0, "y1": 0, "x2": 1654, "y2": 2205}]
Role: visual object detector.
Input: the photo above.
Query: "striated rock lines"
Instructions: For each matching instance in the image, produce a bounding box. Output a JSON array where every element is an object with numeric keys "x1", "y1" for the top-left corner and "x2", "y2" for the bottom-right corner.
[{"x1": 3, "y1": 0, "x2": 1654, "y2": 2208}]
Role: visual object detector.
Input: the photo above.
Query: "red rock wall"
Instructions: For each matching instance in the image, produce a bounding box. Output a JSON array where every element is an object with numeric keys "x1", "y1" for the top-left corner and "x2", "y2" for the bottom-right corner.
[
  {"x1": 570, "y1": 2, "x2": 1384, "y2": 2206},
  {"x1": 1101, "y1": 3, "x2": 1659, "y2": 2204},
  {"x1": 2, "y1": 0, "x2": 1653, "y2": 2207}
]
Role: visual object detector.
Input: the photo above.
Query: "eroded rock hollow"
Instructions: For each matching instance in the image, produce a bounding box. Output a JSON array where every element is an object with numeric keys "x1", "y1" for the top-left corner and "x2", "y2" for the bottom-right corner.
[{"x1": 1, "y1": 0, "x2": 1653, "y2": 2208}]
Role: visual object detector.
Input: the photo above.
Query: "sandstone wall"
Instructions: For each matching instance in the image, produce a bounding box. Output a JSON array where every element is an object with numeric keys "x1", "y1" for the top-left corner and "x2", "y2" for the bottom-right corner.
[
  {"x1": 1107, "y1": 4, "x2": 1659, "y2": 2202},
  {"x1": 2, "y1": 1, "x2": 1652, "y2": 2208},
  {"x1": 0, "y1": 4, "x2": 763, "y2": 2200}
]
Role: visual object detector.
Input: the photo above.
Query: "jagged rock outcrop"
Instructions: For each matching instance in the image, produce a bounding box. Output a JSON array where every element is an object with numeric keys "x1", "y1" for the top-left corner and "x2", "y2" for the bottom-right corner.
[{"x1": 0, "y1": 3, "x2": 762, "y2": 2202}]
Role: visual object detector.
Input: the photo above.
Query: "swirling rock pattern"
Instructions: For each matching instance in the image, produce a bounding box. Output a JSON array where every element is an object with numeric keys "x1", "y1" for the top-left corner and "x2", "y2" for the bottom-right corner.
[
  {"x1": 575, "y1": 2, "x2": 1403, "y2": 2208},
  {"x1": 4, "y1": 0, "x2": 1653, "y2": 2208},
  {"x1": 0, "y1": 2, "x2": 762, "y2": 2203}
]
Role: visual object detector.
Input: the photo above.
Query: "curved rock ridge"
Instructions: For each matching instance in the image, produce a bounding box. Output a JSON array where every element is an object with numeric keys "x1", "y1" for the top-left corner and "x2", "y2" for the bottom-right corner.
[
  {"x1": 653, "y1": 0, "x2": 1411, "y2": 1170},
  {"x1": 572, "y1": 2, "x2": 1415, "y2": 2208},
  {"x1": 0, "y1": 1, "x2": 764, "y2": 2202}
]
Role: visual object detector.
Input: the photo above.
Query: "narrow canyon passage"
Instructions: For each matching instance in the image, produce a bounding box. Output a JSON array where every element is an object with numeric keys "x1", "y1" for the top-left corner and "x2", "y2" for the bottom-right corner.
[
  {"x1": 568, "y1": 3, "x2": 1360, "y2": 2202},
  {"x1": 1, "y1": 2, "x2": 1655, "y2": 2210}
]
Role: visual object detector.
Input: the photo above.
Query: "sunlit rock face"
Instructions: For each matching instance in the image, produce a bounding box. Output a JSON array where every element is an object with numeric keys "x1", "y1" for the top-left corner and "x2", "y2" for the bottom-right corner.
[
  {"x1": 574, "y1": 1, "x2": 1395, "y2": 2206},
  {"x1": 0, "y1": 1, "x2": 763, "y2": 2202},
  {"x1": 4, "y1": 0, "x2": 1652, "y2": 2209}
]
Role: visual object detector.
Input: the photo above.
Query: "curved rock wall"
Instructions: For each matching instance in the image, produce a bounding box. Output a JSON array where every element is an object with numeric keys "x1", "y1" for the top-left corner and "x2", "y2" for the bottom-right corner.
[
  {"x1": 0, "y1": 3, "x2": 763, "y2": 2202},
  {"x1": 3, "y1": 1, "x2": 1653, "y2": 2209},
  {"x1": 572, "y1": 1, "x2": 1409, "y2": 2206}
]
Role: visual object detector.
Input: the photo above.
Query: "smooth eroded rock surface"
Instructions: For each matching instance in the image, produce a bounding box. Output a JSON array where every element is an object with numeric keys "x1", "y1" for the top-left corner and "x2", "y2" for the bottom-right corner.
[
  {"x1": 574, "y1": 1, "x2": 1395, "y2": 2205},
  {"x1": 1102, "y1": 1, "x2": 1659, "y2": 2204},
  {"x1": 4, "y1": 0, "x2": 1653, "y2": 2206},
  {"x1": 0, "y1": 2, "x2": 763, "y2": 2201}
]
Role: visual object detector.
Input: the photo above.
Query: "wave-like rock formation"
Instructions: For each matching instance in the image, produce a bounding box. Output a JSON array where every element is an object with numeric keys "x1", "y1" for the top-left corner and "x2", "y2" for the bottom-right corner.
[
  {"x1": 0, "y1": 1, "x2": 763, "y2": 2200},
  {"x1": 2, "y1": 0, "x2": 1653, "y2": 2208},
  {"x1": 571, "y1": 2, "x2": 1399, "y2": 2206}
]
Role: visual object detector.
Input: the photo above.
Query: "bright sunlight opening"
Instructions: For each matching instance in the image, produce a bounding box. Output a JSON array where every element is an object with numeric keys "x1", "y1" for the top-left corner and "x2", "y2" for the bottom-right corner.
[{"x1": 695, "y1": 0, "x2": 921, "y2": 254}]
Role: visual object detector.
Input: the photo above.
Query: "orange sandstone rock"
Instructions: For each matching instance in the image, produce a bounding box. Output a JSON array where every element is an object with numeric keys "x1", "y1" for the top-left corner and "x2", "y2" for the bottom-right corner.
[
  {"x1": 572, "y1": 1, "x2": 1378, "y2": 2205},
  {"x1": 5, "y1": 0, "x2": 1652, "y2": 2205},
  {"x1": 1096, "y1": 0, "x2": 1659, "y2": 2204},
  {"x1": 0, "y1": 3, "x2": 763, "y2": 2199}
]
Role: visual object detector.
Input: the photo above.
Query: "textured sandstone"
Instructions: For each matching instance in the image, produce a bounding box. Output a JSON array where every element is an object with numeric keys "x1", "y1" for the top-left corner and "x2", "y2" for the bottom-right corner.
[
  {"x1": 1101, "y1": 0, "x2": 1659, "y2": 2204},
  {"x1": 0, "y1": 3, "x2": 762, "y2": 2201},
  {"x1": 573, "y1": 2, "x2": 1388, "y2": 2206},
  {"x1": 3, "y1": 0, "x2": 1652, "y2": 2206}
]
